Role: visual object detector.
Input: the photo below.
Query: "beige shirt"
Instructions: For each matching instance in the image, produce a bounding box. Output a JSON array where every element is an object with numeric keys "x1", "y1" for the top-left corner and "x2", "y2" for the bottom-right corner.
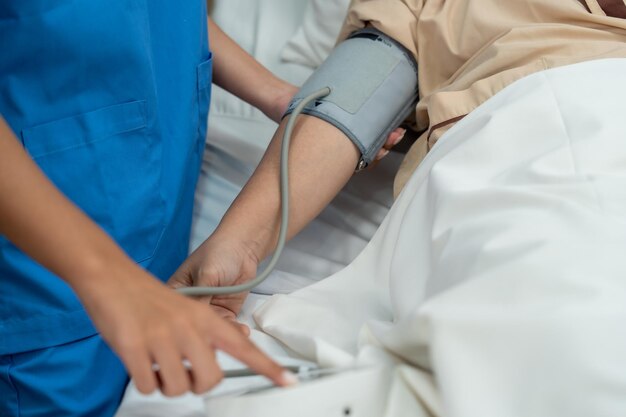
[{"x1": 339, "y1": 0, "x2": 626, "y2": 196}]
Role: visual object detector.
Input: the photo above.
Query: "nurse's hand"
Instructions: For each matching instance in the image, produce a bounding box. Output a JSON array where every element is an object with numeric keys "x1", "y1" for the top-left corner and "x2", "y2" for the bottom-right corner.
[
  {"x1": 76, "y1": 265, "x2": 292, "y2": 397},
  {"x1": 167, "y1": 237, "x2": 257, "y2": 326},
  {"x1": 0, "y1": 116, "x2": 295, "y2": 397}
]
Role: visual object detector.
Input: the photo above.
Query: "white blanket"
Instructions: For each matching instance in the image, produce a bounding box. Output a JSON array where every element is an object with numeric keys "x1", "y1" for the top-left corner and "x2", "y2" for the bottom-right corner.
[
  {"x1": 253, "y1": 58, "x2": 626, "y2": 417},
  {"x1": 118, "y1": 59, "x2": 626, "y2": 416}
]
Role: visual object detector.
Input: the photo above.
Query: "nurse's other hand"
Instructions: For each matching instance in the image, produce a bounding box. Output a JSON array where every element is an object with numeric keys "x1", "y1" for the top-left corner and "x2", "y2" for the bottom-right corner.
[
  {"x1": 265, "y1": 82, "x2": 299, "y2": 123},
  {"x1": 374, "y1": 128, "x2": 406, "y2": 161},
  {"x1": 75, "y1": 265, "x2": 289, "y2": 397},
  {"x1": 167, "y1": 237, "x2": 258, "y2": 327}
]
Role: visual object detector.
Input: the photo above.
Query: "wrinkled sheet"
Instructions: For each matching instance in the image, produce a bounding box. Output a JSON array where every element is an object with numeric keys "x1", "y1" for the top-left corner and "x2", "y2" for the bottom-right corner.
[{"x1": 254, "y1": 58, "x2": 626, "y2": 417}]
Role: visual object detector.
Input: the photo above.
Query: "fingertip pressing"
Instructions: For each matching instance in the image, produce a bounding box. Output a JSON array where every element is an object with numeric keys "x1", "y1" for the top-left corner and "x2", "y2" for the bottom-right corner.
[
  {"x1": 280, "y1": 370, "x2": 299, "y2": 387},
  {"x1": 135, "y1": 379, "x2": 158, "y2": 395},
  {"x1": 392, "y1": 128, "x2": 407, "y2": 145},
  {"x1": 238, "y1": 322, "x2": 251, "y2": 337}
]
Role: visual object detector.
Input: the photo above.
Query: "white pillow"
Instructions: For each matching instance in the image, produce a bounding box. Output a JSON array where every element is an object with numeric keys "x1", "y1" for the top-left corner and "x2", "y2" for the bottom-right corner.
[{"x1": 280, "y1": 0, "x2": 351, "y2": 69}]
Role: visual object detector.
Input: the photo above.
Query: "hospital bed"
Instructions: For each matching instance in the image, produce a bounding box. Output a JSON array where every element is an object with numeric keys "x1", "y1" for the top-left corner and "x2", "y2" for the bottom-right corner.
[
  {"x1": 115, "y1": 0, "x2": 401, "y2": 415},
  {"x1": 116, "y1": 0, "x2": 626, "y2": 416}
]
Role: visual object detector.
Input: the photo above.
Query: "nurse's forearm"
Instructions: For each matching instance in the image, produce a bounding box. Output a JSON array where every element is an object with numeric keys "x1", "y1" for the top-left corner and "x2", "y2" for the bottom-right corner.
[
  {"x1": 0, "y1": 116, "x2": 135, "y2": 290},
  {"x1": 0, "y1": 116, "x2": 290, "y2": 393},
  {"x1": 207, "y1": 18, "x2": 296, "y2": 122},
  {"x1": 212, "y1": 115, "x2": 359, "y2": 261}
]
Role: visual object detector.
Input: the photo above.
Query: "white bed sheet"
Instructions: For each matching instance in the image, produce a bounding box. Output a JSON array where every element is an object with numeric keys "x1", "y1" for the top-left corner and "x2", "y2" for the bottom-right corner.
[
  {"x1": 252, "y1": 58, "x2": 626, "y2": 417},
  {"x1": 119, "y1": 58, "x2": 626, "y2": 417},
  {"x1": 118, "y1": 57, "x2": 626, "y2": 417}
]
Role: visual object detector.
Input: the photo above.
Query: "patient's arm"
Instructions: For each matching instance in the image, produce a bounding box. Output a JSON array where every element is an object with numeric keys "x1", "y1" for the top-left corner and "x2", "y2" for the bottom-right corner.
[
  {"x1": 168, "y1": 115, "x2": 362, "y2": 318},
  {"x1": 221, "y1": 115, "x2": 360, "y2": 259},
  {"x1": 169, "y1": 22, "x2": 409, "y2": 316}
]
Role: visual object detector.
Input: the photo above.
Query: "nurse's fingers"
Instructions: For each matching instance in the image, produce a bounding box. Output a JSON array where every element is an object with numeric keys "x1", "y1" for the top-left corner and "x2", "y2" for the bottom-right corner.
[
  {"x1": 210, "y1": 320, "x2": 297, "y2": 387},
  {"x1": 371, "y1": 128, "x2": 405, "y2": 163},
  {"x1": 234, "y1": 321, "x2": 251, "y2": 337},
  {"x1": 375, "y1": 148, "x2": 390, "y2": 161},
  {"x1": 167, "y1": 269, "x2": 216, "y2": 305},
  {"x1": 384, "y1": 128, "x2": 406, "y2": 150},
  {"x1": 182, "y1": 336, "x2": 223, "y2": 394},
  {"x1": 151, "y1": 341, "x2": 191, "y2": 397},
  {"x1": 119, "y1": 343, "x2": 158, "y2": 394},
  {"x1": 166, "y1": 267, "x2": 194, "y2": 290}
]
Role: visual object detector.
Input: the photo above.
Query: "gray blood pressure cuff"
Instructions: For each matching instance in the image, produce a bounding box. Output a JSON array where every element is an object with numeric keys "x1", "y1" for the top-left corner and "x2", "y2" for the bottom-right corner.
[{"x1": 284, "y1": 28, "x2": 419, "y2": 170}]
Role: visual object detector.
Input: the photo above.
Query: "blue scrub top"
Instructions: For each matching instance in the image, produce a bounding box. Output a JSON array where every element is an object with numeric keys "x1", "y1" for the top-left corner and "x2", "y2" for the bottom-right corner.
[{"x1": 0, "y1": 0, "x2": 212, "y2": 354}]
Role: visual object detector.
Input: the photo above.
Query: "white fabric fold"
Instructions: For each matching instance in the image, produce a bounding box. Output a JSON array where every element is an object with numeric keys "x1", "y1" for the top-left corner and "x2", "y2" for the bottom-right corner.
[{"x1": 254, "y1": 58, "x2": 626, "y2": 417}]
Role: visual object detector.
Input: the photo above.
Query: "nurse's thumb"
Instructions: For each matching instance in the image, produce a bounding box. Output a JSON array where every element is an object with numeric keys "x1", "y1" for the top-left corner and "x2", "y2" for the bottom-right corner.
[{"x1": 166, "y1": 264, "x2": 193, "y2": 289}]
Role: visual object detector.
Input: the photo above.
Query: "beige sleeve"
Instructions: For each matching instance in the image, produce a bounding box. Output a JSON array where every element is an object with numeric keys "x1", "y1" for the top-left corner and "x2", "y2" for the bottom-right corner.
[{"x1": 338, "y1": 0, "x2": 424, "y2": 61}]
